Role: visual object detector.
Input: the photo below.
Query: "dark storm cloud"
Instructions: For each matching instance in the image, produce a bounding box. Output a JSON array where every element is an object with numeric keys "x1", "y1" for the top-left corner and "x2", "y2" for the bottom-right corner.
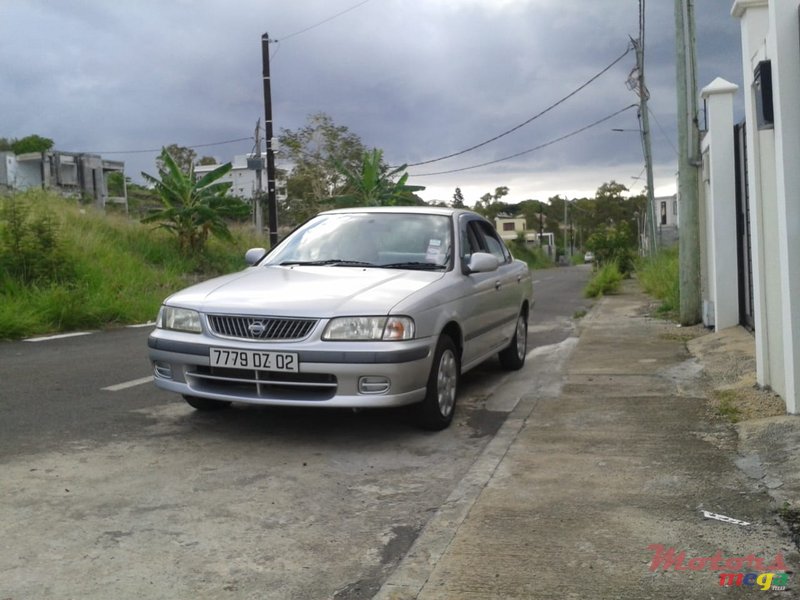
[{"x1": 0, "y1": 0, "x2": 743, "y2": 202}]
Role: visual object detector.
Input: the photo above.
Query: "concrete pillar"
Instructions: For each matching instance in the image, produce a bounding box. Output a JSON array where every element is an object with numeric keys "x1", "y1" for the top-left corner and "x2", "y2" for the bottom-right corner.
[
  {"x1": 732, "y1": 0, "x2": 771, "y2": 389},
  {"x1": 767, "y1": 0, "x2": 800, "y2": 414},
  {"x1": 700, "y1": 78, "x2": 740, "y2": 331}
]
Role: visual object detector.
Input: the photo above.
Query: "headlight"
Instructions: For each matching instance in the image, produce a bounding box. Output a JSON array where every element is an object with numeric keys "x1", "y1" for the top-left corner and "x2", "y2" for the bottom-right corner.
[
  {"x1": 322, "y1": 316, "x2": 415, "y2": 341},
  {"x1": 158, "y1": 306, "x2": 202, "y2": 333}
]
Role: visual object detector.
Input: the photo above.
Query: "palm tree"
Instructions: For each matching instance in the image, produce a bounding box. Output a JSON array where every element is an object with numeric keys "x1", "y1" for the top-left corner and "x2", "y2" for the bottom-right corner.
[{"x1": 141, "y1": 148, "x2": 250, "y2": 255}]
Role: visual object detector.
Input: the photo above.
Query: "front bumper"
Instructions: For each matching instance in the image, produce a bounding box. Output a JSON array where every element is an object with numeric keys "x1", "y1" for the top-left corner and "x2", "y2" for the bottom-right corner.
[{"x1": 147, "y1": 331, "x2": 434, "y2": 408}]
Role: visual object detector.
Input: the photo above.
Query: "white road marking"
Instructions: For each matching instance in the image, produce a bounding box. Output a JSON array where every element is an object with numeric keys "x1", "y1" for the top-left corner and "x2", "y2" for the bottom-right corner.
[
  {"x1": 24, "y1": 332, "x2": 94, "y2": 342},
  {"x1": 102, "y1": 376, "x2": 154, "y2": 392},
  {"x1": 126, "y1": 322, "x2": 156, "y2": 329}
]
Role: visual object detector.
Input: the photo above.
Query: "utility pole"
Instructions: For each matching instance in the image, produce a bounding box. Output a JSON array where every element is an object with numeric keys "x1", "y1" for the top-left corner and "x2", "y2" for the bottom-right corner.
[
  {"x1": 632, "y1": 34, "x2": 658, "y2": 257},
  {"x1": 261, "y1": 33, "x2": 279, "y2": 248},
  {"x1": 253, "y1": 119, "x2": 264, "y2": 235},
  {"x1": 674, "y1": 0, "x2": 701, "y2": 325}
]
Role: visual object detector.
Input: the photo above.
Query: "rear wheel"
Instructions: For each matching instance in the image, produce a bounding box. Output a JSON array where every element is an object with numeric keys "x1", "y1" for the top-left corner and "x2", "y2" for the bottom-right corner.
[
  {"x1": 498, "y1": 310, "x2": 527, "y2": 370},
  {"x1": 415, "y1": 335, "x2": 460, "y2": 431},
  {"x1": 182, "y1": 395, "x2": 232, "y2": 411}
]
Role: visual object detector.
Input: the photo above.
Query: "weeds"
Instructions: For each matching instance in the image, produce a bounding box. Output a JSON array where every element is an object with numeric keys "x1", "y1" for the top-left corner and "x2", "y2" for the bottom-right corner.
[
  {"x1": 636, "y1": 246, "x2": 679, "y2": 316},
  {"x1": 0, "y1": 190, "x2": 263, "y2": 339},
  {"x1": 584, "y1": 262, "x2": 623, "y2": 298},
  {"x1": 714, "y1": 389, "x2": 742, "y2": 423}
]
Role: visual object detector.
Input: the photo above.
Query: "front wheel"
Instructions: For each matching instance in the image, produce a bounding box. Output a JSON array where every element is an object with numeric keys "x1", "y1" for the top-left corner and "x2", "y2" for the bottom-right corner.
[
  {"x1": 415, "y1": 335, "x2": 460, "y2": 431},
  {"x1": 183, "y1": 395, "x2": 232, "y2": 411},
  {"x1": 498, "y1": 311, "x2": 527, "y2": 370}
]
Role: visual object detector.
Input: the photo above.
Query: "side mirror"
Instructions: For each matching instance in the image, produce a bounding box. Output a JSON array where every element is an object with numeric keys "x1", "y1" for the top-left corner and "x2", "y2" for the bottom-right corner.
[
  {"x1": 466, "y1": 252, "x2": 500, "y2": 274},
  {"x1": 245, "y1": 247, "x2": 267, "y2": 266}
]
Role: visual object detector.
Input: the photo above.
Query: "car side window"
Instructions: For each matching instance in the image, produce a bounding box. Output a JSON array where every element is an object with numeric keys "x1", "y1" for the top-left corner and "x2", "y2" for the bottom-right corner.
[
  {"x1": 461, "y1": 223, "x2": 481, "y2": 260},
  {"x1": 474, "y1": 221, "x2": 511, "y2": 263}
]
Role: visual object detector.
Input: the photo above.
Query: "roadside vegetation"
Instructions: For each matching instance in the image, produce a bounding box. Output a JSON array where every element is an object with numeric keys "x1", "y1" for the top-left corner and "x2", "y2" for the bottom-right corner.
[
  {"x1": 0, "y1": 190, "x2": 262, "y2": 340},
  {"x1": 509, "y1": 233, "x2": 556, "y2": 269},
  {"x1": 584, "y1": 262, "x2": 623, "y2": 297},
  {"x1": 636, "y1": 246, "x2": 679, "y2": 316}
]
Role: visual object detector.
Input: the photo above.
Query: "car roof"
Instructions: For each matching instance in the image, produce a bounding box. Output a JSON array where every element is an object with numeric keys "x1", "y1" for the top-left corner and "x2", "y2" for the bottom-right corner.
[{"x1": 320, "y1": 206, "x2": 481, "y2": 218}]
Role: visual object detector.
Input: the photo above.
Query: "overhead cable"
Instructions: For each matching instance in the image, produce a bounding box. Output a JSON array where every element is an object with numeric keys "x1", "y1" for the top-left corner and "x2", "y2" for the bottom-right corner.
[
  {"x1": 409, "y1": 104, "x2": 638, "y2": 177},
  {"x1": 277, "y1": 0, "x2": 374, "y2": 42},
  {"x1": 90, "y1": 137, "x2": 254, "y2": 155},
  {"x1": 402, "y1": 45, "x2": 633, "y2": 168}
]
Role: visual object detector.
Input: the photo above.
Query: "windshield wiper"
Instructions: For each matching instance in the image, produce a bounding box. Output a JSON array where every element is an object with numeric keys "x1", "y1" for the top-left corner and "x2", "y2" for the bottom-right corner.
[
  {"x1": 380, "y1": 262, "x2": 447, "y2": 271},
  {"x1": 280, "y1": 259, "x2": 375, "y2": 267}
]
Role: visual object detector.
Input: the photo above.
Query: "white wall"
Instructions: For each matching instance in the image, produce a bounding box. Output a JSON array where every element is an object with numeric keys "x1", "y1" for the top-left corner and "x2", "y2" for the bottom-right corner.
[{"x1": 732, "y1": 0, "x2": 800, "y2": 412}]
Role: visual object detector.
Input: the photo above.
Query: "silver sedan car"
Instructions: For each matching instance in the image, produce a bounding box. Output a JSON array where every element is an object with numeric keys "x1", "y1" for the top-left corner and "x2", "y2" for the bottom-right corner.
[{"x1": 148, "y1": 207, "x2": 533, "y2": 430}]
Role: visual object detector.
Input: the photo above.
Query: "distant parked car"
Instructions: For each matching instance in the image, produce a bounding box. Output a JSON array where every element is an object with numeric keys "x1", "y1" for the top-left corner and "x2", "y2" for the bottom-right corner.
[
  {"x1": 148, "y1": 207, "x2": 534, "y2": 430},
  {"x1": 584, "y1": 251, "x2": 595, "y2": 263}
]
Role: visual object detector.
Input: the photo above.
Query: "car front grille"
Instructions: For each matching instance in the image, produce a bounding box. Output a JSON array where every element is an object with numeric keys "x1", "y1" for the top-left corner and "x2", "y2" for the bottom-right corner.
[
  {"x1": 207, "y1": 315, "x2": 318, "y2": 341},
  {"x1": 186, "y1": 366, "x2": 337, "y2": 401}
]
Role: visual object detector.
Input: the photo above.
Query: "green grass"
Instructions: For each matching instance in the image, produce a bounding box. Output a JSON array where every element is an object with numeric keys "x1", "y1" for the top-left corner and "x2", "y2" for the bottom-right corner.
[
  {"x1": 0, "y1": 190, "x2": 264, "y2": 339},
  {"x1": 636, "y1": 246, "x2": 679, "y2": 316},
  {"x1": 584, "y1": 262, "x2": 623, "y2": 298},
  {"x1": 714, "y1": 390, "x2": 742, "y2": 423},
  {"x1": 509, "y1": 241, "x2": 555, "y2": 269}
]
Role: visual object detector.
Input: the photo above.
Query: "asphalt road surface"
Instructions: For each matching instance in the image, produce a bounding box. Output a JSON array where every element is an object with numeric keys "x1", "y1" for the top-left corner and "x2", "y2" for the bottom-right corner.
[{"x1": 0, "y1": 264, "x2": 592, "y2": 600}]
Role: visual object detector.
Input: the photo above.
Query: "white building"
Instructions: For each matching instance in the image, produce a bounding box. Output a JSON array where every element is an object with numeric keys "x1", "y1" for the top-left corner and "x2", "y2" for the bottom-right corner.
[{"x1": 195, "y1": 154, "x2": 287, "y2": 201}]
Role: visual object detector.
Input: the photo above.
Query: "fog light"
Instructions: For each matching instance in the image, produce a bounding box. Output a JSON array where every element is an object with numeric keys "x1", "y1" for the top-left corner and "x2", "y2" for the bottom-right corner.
[
  {"x1": 359, "y1": 376, "x2": 390, "y2": 394},
  {"x1": 153, "y1": 361, "x2": 173, "y2": 379}
]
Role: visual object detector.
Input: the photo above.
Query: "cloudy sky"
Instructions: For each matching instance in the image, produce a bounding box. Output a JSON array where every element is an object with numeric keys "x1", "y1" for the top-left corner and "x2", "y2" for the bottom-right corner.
[{"x1": 1, "y1": 0, "x2": 744, "y2": 206}]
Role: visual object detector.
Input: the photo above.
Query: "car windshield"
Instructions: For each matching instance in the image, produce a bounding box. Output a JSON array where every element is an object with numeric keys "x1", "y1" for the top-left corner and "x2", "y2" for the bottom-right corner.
[{"x1": 264, "y1": 213, "x2": 452, "y2": 270}]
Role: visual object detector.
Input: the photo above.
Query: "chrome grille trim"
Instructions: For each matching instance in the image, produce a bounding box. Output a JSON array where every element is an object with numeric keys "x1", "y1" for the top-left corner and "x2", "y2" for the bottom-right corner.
[
  {"x1": 186, "y1": 366, "x2": 337, "y2": 401},
  {"x1": 207, "y1": 315, "x2": 317, "y2": 341}
]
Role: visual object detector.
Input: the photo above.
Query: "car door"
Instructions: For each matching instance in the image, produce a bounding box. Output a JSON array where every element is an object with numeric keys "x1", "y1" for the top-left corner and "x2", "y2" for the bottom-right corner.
[
  {"x1": 471, "y1": 220, "x2": 524, "y2": 351},
  {"x1": 456, "y1": 217, "x2": 501, "y2": 369}
]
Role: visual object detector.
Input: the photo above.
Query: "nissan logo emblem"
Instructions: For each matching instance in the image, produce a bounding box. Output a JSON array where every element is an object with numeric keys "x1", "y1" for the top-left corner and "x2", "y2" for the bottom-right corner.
[{"x1": 248, "y1": 320, "x2": 267, "y2": 337}]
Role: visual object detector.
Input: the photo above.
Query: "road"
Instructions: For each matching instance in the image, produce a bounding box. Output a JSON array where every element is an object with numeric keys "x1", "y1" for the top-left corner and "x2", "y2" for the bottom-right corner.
[{"x1": 0, "y1": 265, "x2": 592, "y2": 600}]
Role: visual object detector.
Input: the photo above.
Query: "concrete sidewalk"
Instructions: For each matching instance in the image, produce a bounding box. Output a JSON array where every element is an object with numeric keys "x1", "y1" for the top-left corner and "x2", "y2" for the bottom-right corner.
[{"x1": 376, "y1": 282, "x2": 800, "y2": 599}]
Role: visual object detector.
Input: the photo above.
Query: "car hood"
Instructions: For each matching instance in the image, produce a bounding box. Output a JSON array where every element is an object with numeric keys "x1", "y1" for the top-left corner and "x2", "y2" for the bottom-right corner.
[{"x1": 165, "y1": 265, "x2": 445, "y2": 317}]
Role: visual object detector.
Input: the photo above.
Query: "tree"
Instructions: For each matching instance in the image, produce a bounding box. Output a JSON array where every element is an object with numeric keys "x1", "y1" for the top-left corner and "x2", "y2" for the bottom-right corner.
[
  {"x1": 141, "y1": 148, "x2": 250, "y2": 255},
  {"x1": 331, "y1": 149, "x2": 425, "y2": 207},
  {"x1": 197, "y1": 156, "x2": 217, "y2": 166},
  {"x1": 3, "y1": 135, "x2": 55, "y2": 154},
  {"x1": 156, "y1": 144, "x2": 197, "y2": 173},
  {"x1": 451, "y1": 187, "x2": 465, "y2": 208},
  {"x1": 474, "y1": 186, "x2": 512, "y2": 221},
  {"x1": 278, "y1": 113, "x2": 367, "y2": 224}
]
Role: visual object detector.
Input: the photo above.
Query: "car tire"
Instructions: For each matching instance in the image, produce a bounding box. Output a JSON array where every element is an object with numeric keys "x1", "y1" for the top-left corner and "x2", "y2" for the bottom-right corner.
[
  {"x1": 415, "y1": 335, "x2": 460, "y2": 431},
  {"x1": 498, "y1": 310, "x2": 527, "y2": 371},
  {"x1": 182, "y1": 395, "x2": 232, "y2": 411}
]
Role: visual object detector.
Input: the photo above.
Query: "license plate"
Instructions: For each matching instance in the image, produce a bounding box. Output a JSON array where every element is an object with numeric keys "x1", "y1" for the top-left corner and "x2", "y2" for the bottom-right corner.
[{"x1": 209, "y1": 348, "x2": 299, "y2": 372}]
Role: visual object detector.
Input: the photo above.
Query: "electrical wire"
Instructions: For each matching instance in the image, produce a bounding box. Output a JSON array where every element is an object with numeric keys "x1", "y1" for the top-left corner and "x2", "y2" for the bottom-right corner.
[
  {"x1": 277, "y1": 0, "x2": 374, "y2": 42},
  {"x1": 409, "y1": 104, "x2": 638, "y2": 177},
  {"x1": 90, "y1": 137, "x2": 254, "y2": 155},
  {"x1": 648, "y1": 107, "x2": 678, "y2": 156},
  {"x1": 401, "y1": 45, "x2": 633, "y2": 168}
]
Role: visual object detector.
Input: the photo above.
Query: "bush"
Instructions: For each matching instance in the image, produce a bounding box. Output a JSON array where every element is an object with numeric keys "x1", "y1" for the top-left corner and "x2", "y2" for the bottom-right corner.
[
  {"x1": 586, "y1": 222, "x2": 637, "y2": 276},
  {"x1": 0, "y1": 194, "x2": 72, "y2": 286},
  {"x1": 584, "y1": 262, "x2": 623, "y2": 298},
  {"x1": 509, "y1": 237, "x2": 554, "y2": 269}
]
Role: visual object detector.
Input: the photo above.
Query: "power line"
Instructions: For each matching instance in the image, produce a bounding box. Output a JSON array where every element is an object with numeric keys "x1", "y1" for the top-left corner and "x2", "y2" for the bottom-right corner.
[
  {"x1": 648, "y1": 106, "x2": 678, "y2": 156},
  {"x1": 410, "y1": 104, "x2": 638, "y2": 177},
  {"x1": 89, "y1": 137, "x2": 254, "y2": 155},
  {"x1": 402, "y1": 45, "x2": 633, "y2": 168},
  {"x1": 277, "y1": 0, "x2": 374, "y2": 42}
]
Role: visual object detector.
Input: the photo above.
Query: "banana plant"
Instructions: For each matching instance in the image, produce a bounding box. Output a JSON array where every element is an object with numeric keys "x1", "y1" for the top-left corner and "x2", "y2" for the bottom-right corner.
[
  {"x1": 141, "y1": 148, "x2": 250, "y2": 254},
  {"x1": 331, "y1": 149, "x2": 425, "y2": 207}
]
